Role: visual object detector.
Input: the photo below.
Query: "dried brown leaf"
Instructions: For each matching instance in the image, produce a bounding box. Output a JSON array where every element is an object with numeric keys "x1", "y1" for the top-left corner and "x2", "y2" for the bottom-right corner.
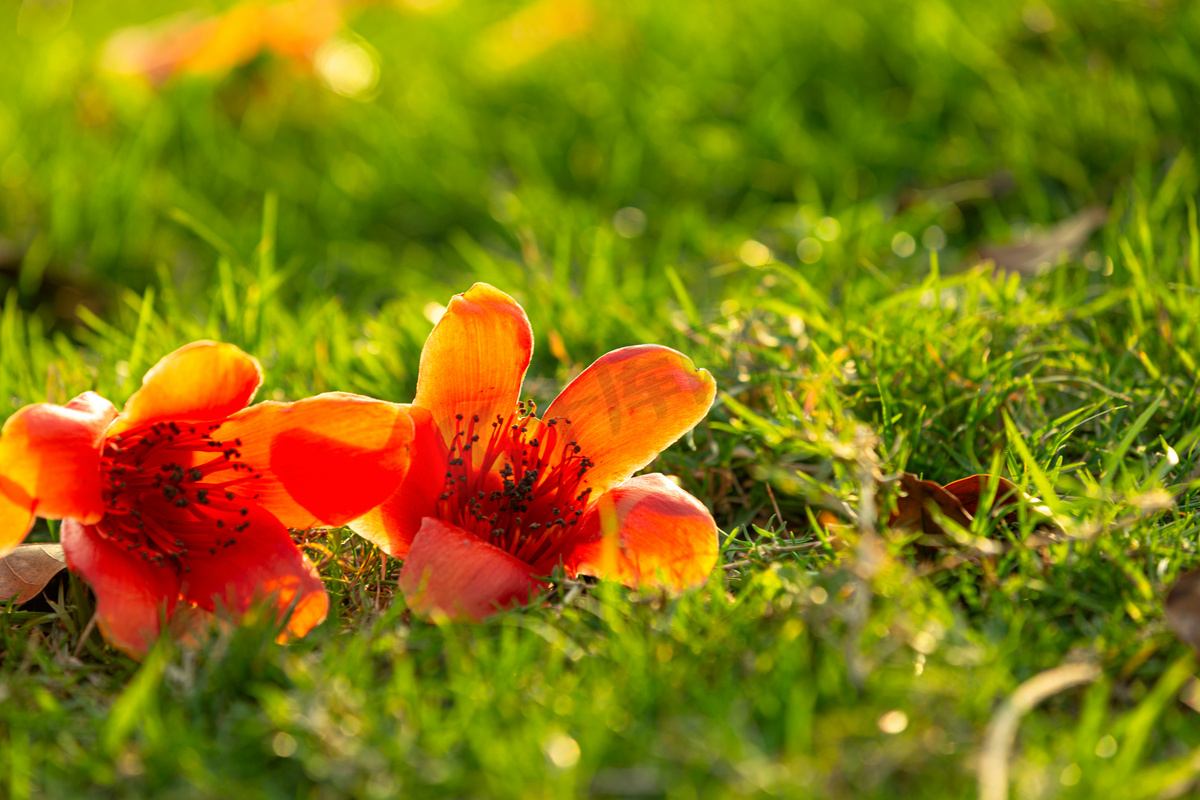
[
  {"x1": 978, "y1": 206, "x2": 1108, "y2": 275},
  {"x1": 0, "y1": 543, "x2": 68, "y2": 604},
  {"x1": 1166, "y1": 569, "x2": 1200, "y2": 653},
  {"x1": 890, "y1": 473, "x2": 974, "y2": 535}
]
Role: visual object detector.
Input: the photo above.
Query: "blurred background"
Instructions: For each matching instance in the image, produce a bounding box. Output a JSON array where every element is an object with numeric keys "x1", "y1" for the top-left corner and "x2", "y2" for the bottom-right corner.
[{"x1": 2, "y1": 0, "x2": 1198, "y2": 329}]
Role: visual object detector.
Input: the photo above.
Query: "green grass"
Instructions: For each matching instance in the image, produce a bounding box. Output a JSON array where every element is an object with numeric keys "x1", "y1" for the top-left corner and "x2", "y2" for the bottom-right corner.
[{"x1": 6, "y1": 0, "x2": 1200, "y2": 797}]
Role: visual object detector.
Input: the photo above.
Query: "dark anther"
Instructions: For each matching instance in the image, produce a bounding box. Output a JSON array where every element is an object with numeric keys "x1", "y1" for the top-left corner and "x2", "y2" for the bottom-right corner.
[
  {"x1": 173, "y1": 497, "x2": 189, "y2": 507},
  {"x1": 225, "y1": 491, "x2": 236, "y2": 500},
  {"x1": 188, "y1": 468, "x2": 203, "y2": 481},
  {"x1": 197, "y1": 490, "x2": 209, "y2": 504}
]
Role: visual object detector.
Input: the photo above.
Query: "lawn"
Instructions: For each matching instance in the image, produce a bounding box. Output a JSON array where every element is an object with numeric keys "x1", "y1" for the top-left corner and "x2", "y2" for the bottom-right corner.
[{"x1": 4, "y1": 0, "x2": 1200, "y2": 797}]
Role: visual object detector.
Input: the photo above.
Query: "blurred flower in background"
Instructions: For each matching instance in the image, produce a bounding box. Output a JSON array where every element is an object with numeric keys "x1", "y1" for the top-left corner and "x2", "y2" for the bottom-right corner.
[
  {"x1": 100, "y1": 0, "x2": 345, "y2": 84},
  {"x1": 99, "y1": 0, "x2": 587, "y2": 91}
]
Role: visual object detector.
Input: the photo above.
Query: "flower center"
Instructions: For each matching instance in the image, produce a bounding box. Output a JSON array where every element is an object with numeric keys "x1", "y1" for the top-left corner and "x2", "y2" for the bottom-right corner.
[
  {"x1": 436, "y1": 404, "x2": 594, "y2": 568},
  {"x1": 97, "y1": 420, "x2": 261, "y2": 570}
]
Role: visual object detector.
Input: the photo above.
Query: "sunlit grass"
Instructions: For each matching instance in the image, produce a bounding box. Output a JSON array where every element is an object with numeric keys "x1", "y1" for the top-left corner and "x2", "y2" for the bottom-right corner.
[{"x1": 5, "y1": 0, "x2": 1200, "y2": 798}]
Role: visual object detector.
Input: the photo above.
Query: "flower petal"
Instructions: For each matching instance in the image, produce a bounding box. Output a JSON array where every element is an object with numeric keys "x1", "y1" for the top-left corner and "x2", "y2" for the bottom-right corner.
[
  {"x1": 0, "y1": 490, "x2": 34, "y2": 557},
  {"x1": 210, "y1": 393, "x2": 415, "y2": 529},
  {"x1": 61, "y1": 518, "x2": 181, "y2": 660},
  {"x1": 543, "y1": 345, "x2": 715, "y2": 497},
  {"x1": 564, "y1": 473, "x2": 718, "y2": 590},
  {"x1": 348, "y1": 406, "x2": 444, "y2": 558},
  {"x1": 414, "y1": 284, "x2": 533, "y2": 438},
  {"x1": 0, "y1": 392, "x2": 117, "y2": 531},
  {"x1": 179, "y1": 504, "x2": 328, "y2": 640},
  {"x1": 400, "y1": 517, "x2": 547, "y2": 622},
  {"x1": 108, "y1": 341, "x2": 262, "y2": 437}
]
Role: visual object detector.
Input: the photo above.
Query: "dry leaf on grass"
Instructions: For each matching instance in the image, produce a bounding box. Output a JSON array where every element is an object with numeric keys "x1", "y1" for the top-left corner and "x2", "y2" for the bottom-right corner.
[
  {"x1": 1166, "y1": 569, "x2": 1200, "y2": 653},
  {"x1": 887, "y1": 474, "x2": 1063, "y2": 563},
  {"x1": 890, "y1": 474, "x2": 975, "y2": 534},
  {"x1": 817, "y1": 473, "x2": 1063, "y2": 567},
  {"x1": 978, "y1": 206, "x2": 1107, "y2": 275},
  {"x1": 890, "y1": 473, "x2": 1054, "y2": 534},
  {"x1": 0, "y1": 543, "x2": 68, "y2": 604}
]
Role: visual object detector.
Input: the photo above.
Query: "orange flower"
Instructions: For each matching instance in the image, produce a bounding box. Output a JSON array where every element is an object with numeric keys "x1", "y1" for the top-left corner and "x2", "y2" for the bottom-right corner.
[
  {"x1": 101, "y1": 0, "x2": 343, "y2": 84},
  {"x1": 0, "y1": 342, "x2": 413, "y2": 658},
  {"x1": 351, "y1": 284, "x2": 718, "y2": 621}
]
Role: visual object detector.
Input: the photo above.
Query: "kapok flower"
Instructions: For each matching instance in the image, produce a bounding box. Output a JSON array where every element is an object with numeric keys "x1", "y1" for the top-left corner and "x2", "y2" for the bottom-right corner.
[
  {"x1": 101, "y1": 0, "x2": 343, "y2": 84},
  {"x1": 350, "y1": 284, "x2": 719, "y2": 621},
  {"x1": 0, "y1": 341, "x2": 413, "y2": 657}
]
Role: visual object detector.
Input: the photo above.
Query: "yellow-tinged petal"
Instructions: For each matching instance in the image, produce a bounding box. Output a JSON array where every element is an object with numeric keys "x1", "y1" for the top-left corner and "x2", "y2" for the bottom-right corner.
[
  {"x1": 543, "y1": 345, "x2": 715, "y2": 497},
  {"x1": 565, "y1": 473, "x2": 718, "y2": 590},
  {"x1": 0, "y1": 392, "x2": 117, "y2": 534},
  {"x1": 414, "y1": 283, "x2": 533, "y2": 439},
  {"x1": 109, "y1": 341, "x2": 262, "y2": 437}
]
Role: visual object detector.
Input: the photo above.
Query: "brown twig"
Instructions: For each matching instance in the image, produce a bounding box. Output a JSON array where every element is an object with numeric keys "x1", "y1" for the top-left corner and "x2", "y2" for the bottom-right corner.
[{"x1": 978, "y1": 661, "x2": 1102, "y2": 800}]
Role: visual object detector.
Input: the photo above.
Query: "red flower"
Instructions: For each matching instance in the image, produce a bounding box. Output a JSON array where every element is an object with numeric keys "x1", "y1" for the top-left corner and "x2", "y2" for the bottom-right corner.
[
  {"x1": 0, "y1": 341, "x2": 413, "y2": 657},
  {"x1": 350, "y1": 284, "x2": 719, "y2": 620}
]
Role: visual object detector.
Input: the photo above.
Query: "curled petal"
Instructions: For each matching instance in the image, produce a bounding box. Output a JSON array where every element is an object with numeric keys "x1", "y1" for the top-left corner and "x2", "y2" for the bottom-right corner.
[
  {"x1": 61, "y1": 519, "x2": 181, "y2": 660},
  {"x1": 543, "y1": 345, "x2": 716, "y2": 497},
  {"x1": 212, "y1": 393, "x2": 415, "y2": 529},
  {"x1": 414, "y1": 284, "x2": 533, "y2": 438},
  {"x1": 564, "y1": 473, "x2": 718, "y2": 590},
  {"x1": 400, "y1": 517, "x2": 547, "y2": 622},
  {"x1": 349, "y1": 406, "x2": 444, "y2": 558},
  {"x1": 0, "y1": 392, "x2": 117, "y2": 535},
  {"x1": 179, "y1": 504, "x2": 328, "y2": 641},
  {"x1": 109, "y1": 341, "x2": 262, "y2": 436}
]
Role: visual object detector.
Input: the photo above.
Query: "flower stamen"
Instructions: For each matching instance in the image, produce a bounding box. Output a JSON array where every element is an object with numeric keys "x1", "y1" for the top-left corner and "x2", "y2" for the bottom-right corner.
[
  {"x1": 96, "y1": 419, "x2": 260, "y2": 570},
  {"x1": 435, "y1": 405, "x2": 593, "y2": 568}
]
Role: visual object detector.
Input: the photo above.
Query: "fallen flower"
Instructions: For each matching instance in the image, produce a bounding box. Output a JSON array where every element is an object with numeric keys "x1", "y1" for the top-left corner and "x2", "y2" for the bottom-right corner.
[
  {"x1": 101, "y1": 0, "x2": 344, "y2": 84},
  {"x1": 351, "y1": 284, "x2": 718, "y2": 620},
  {"x1": 0, "y1": 341, "x2": 413, "y2": 657}
]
